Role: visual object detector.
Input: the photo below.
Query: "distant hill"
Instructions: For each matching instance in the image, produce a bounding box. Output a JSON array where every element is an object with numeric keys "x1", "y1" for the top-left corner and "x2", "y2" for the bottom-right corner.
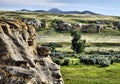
[
  {"x1": 19, "y1": 9, "x2": 46, "y2": 12},
  {"x1": 48, "y1": 8, "x2": 63, "y2": 14},
  {"x1": 34, "y1": 10, "x2": 46, "y2": 12},
  {"x1": 20, "y1": 9, "x2": 31, "y2": 12},
  {"x1": 81, "y1": 11, "x2": 97, "y2": 15},
  {"x1": 19, "y1": 8, "x2": 99, "y2": 15}
]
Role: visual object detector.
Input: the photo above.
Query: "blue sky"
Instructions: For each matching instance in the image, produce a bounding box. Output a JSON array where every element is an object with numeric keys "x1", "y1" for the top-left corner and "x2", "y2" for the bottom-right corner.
[{"x1": 0, "y1": 0, "x2": 120, "y2": 16}]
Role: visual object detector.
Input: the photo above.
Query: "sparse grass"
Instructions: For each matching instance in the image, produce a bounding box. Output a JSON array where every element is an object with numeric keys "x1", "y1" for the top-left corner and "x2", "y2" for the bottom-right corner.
[
  {"x1": 85, "y1": 46, "x2": 120, "y2": 52},
  {"x1": 101, "y1": 27, "x2": 120, "y2": 36},
  {"x1": 88, "y1": 43, "x2": 120, "y2": 47}
]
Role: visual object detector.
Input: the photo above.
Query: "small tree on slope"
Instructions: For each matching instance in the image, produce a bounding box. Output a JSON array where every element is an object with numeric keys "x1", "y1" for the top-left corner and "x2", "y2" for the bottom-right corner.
[{"x1": 71, "y1": 31, "x2": 86, "y2": 53}]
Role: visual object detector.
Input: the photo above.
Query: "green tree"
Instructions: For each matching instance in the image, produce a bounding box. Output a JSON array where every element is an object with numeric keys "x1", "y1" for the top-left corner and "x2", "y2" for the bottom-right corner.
[{"x1": 71, "y1": 31, "x2": 86, "y2": 53}]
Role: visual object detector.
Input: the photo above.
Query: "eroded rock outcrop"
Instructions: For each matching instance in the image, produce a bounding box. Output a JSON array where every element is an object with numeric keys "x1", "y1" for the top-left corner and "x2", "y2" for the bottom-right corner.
[
  {"x1": 80, "y1": 24, "x2": 103, "y2": 33},
  {"x1": 51, "y1": 19, "x2": 104, "y2": 33},
  {"x1": 0, "y1": 19, "x2": 63, "y2": 84}
]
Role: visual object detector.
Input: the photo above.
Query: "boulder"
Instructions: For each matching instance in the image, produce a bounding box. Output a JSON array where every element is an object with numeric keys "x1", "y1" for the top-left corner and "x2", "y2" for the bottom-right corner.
[{"x1": 37, "y1": 46, "x2": 51, "y2": 56}]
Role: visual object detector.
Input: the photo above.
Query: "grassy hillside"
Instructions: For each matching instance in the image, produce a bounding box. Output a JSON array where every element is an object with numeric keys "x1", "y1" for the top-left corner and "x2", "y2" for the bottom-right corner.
[{"x1": 1, "y1": 11, "x2": 120, "y2": 23}]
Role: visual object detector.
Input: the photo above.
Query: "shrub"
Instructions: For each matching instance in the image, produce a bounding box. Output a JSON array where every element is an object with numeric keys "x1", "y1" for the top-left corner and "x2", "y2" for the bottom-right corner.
[
  {"x1": 89, "y1": 57, "x2": 97, "y2": 64},
  {"x1": 80, "y1": 56, "x2": 98, "y2": 65},
  {"x1": 80, "y1": 53, "x2": 120, "y2": 67},
  {"x1": 113, "y1": 54, "x2": 120, "y2": 63},
  {"x1": 98, "y1": 57, "x2": 111, "y2": 67},
  {"x1": 51, "y1": 57, "x2": 61, "y2": 65},
  {"x1": 74, "y1": 63, "x2": 79, "y2": 65},
  {"x1": 55, "y1": 59, "x2": 61, "y2": 65},
  {"x1": 59, "y1": 56, "x2": 64, "y2": 59},
  {"x1": 51, "y1": 51, "x2": 66, "y2": 58},
  {"x1": 62, "y1": 59, "x2": 70, "y2": 65},
  {"x1": 80, "y1": 55, "x2": 112, "y2": 67}
]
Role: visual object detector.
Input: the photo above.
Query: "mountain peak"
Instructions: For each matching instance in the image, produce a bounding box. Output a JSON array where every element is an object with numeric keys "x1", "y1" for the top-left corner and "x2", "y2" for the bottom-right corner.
[
  {"x1": 20, "y1": 9, "x2": 30, "y2": 12},
  {"x1": 81, "y1": 10, "x2": 97, "y2": 14},
  {"x1": 48, "y1": 8, "x2": 62, "y2": 13}
]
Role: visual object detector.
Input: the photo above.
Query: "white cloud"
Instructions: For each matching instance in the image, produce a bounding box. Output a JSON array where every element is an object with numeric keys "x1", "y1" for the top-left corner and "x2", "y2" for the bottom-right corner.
[{"x1": 0, "y1": 0, "x2": 67, "y2": 7}]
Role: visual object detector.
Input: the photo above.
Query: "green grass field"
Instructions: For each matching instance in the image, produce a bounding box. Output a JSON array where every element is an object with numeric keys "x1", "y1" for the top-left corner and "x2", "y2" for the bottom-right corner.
[{"x1": 61, "y1": 57, "x2": 120, "y2": 84}]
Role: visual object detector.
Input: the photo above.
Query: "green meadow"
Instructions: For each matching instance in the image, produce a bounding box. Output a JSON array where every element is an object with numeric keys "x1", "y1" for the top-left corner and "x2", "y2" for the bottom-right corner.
[{"x1": 61, "y1": 60, "x2": 120, "y2": 84}]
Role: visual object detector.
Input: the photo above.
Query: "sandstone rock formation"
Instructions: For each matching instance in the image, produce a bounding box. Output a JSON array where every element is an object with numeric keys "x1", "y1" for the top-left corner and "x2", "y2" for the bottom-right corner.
[
  {"x1": 51, "y1": 19, "x2": 103, "y2": 33},
  {"x1": 51, "y1": 20, "x2": 73, "y2": 32},
  {"x1": 0, "y1": 19, "x2": 63, "y2": 84},
  {"x1": 22, "y1": 18, "x2": 47, "y2": 29},
  {"x1": 80, "y1": 24, "x2": 103, "y2": 33}
]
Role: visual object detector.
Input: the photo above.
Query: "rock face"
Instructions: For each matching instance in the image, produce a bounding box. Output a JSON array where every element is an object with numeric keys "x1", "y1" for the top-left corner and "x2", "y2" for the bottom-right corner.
[
  {"x1": 80, "y1": 24, "x2": 103, "y2": 33},
  {"x1": 51, "y1": 20, "x2": 73, "y2": 32},
  {"x1": 0, "y1": 19, "x2": 63, "y2": 84},
  {"x1": 51, "y1": 20, "x2": 103, "y2": 33},
  {"x1": 22, "y1": 18, "x2": 47, "y2": 29}
]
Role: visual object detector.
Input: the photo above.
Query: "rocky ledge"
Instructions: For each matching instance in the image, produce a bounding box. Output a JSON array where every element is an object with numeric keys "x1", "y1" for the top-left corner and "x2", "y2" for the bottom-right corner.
[{"x1": 0, "y1": 19, "x2": 63, "y2": 84}]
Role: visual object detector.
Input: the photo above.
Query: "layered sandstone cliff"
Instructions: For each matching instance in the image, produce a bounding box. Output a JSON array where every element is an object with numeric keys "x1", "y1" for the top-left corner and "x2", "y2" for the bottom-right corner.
[{"x1": 0, "y1": 19, "x2": 63, "y2": 84}]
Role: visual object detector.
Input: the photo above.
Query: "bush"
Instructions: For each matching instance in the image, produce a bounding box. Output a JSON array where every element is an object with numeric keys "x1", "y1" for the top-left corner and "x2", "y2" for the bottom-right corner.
[
  {"x1": 79, "y1": 56, "x2": 89, "y2": 64},
  {"x1": 51, "y1": 57, "x2": 61, "y2": 65},
  {"x1": 80, "y1": 55, "x2": 111, "y2": 67},
  {"x1": 114, "y1": 54, "x2": 120, "y2": 62},
  {"x1": 59, "y1": 56, "x2": 64, "y2": 59},
  {"x1": 98, "y1": 57, "x2": 111, "y2": 67},
  {"x1": 74, "y1": 63, "x2": 79, "y2": 65},
  {"x1": 80, "y1": 53, "x2": 120, "y2": 67},
  {"x1": 89, "y1": 57, "x2": 97, "y2": 64},
  {"x1": 80, "y1": 56, "x2": 98, "y2": 65},
  {"x1": 62, "y1": 59, "x2": 70, "y2": 65},
  {"x1": 51, "y1": 51, "x2": 66, "y2": 58}
]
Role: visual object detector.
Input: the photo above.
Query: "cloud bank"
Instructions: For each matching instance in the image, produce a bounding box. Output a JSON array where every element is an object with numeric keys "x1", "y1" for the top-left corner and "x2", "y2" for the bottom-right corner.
[{"x1": 0, "y1": 0, "x2": 67, "y2": 9}]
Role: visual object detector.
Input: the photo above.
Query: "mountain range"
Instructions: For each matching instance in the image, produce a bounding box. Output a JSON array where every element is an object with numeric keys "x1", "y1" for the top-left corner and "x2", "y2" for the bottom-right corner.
[{"x1": 19, "y1": 8, "x2": 99, "y2": 15}]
